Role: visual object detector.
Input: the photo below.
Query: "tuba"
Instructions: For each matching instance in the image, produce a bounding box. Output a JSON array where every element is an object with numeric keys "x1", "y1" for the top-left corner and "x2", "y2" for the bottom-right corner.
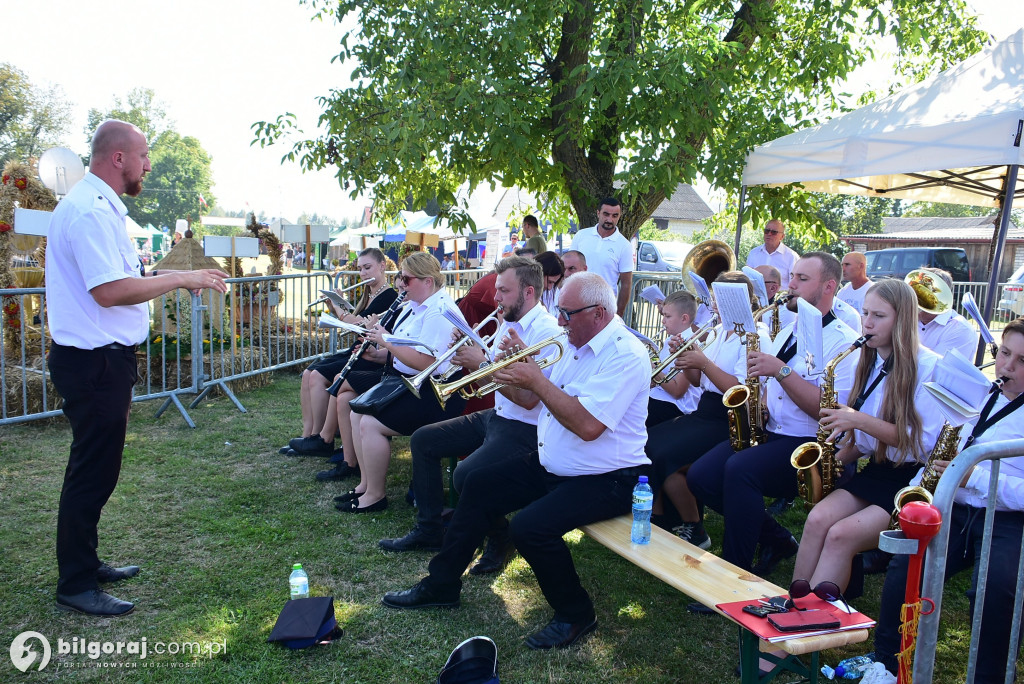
[
  {"x1": 680, "y1": 240, "x2": 736, "y2": 296},
  {"x1": 905, "y1": 269, "x2": 953, "y2": 315},
  {"x1": 790, "y1": 335, "x2": 871, "y2": 505}
]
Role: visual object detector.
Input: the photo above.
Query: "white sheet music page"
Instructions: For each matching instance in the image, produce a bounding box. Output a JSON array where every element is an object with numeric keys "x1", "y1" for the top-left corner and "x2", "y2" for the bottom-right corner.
[
  {"x1": 796, "y1": 298, "x2": 824, "y2": 376},
  {"x1": 712, "y1": 282, "x2": 757, "y2": 336},
  {"x1": 688, "y1": 271, "x2": 712, "y2": 307},
  {"x1": 741, "y1": 266, "x2": 769, "y2": 308},
  {"x1": 640, "y1": 285, "x2": 667, "y2": 305}
]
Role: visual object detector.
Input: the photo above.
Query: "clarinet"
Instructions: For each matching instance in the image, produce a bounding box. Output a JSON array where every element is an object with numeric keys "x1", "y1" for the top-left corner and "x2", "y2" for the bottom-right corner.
[{"x1": 326, "y1": 291, "x2": 407, "y2": 396}]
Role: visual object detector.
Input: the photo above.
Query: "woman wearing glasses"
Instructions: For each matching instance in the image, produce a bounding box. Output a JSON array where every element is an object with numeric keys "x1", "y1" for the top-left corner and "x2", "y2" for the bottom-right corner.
[
  {"x1": 339, "y1": 252, "x2": 469, "y2": 513},
  {"x1": 792, "y1": 278, "x2": 944, "y2": 592}
]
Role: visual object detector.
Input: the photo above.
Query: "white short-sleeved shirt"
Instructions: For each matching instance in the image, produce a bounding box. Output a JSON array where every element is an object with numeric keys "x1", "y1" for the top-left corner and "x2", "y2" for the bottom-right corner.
[
  {"x1": 851, "y1": 347, "x2": 944, "y2": 464},
  {"x1": 538, "y1": 318, "x2": 651, "y2": 476},
  {"x1": 650, "y1": 330, "x2": 701, "y2": 413},
  {"x1": 492, "y1": 302, "x2": 563, "y2": 425},
  {"x1": 746, "y1": 243, "x2": 799, "y2": 288},
  {"x1": 45, "y1": 173, "x2": 149, "y2": 348},
  {"x1": 569, "y1": 226, "x2": 633, "y2": 293},
  {"x1": 698, "y1": 322, "x2": 772, "y2": 394},
  {"x1": 832, "y1": 297, "x2": 862, "y2": 334},
  {"x1": 837, "y1": 280, "x2": 871, "y2": 314},
  {"x1": 391, "y1": 288, "x2": 464, "y2": 376},
  {"x1": 764, "y1": 315, "x2": 861, "y2": 438},
  {"x1": 919, "y1": 309, "x2": 979, "y2": 360}
]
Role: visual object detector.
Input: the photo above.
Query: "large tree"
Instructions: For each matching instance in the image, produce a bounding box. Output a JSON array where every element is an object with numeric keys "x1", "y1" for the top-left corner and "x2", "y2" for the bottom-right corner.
[
  {"x1": 0, "y1": 63, "x2": 72, "y2": 166},
  {"x1": 85, "y1": 87, "x2": 171, "y2": 152},
  {"x1": 128, "y1": 130, "x2": 216, "y2": 230},
  {"x1": 256, "y1": 0, "x2": 985, "y2": 238}
]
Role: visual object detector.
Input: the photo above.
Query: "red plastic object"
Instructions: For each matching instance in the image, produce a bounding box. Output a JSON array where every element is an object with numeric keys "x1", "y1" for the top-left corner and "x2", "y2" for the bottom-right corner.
[{"x1": 898, "y1": 501, "x2": 942, "y2": 684}]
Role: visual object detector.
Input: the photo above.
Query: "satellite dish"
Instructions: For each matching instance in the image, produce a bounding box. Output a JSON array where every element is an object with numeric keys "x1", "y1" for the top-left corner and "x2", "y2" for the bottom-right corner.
[{"x1": 38, "y1": 147, "x2": 86, "y2": 197}]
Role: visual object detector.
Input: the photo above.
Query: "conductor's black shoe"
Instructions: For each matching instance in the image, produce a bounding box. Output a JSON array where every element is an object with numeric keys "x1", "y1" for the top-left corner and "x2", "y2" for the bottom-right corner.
[
  {"x1": 525, "y1": 616, "x2": 597, "y2": 650},
  {"x1": 469, "y1": 536, "x2": 515, "y2": 575},
  {"x1": 316, "y1": 462, "x2": 360, "y2": 482},
  {"x1": 379, "y1": 527, "x2": 443, "y2": 552},
  {"x1": 752, "y1": 534, "x2": 799, "y2": 576},
  {"x1": 56, "y1": 589, "x2": 134, "y2": 616},
  {"x1": 381, "y1": 580, "x2": 459, "y2": 610},
  {"x1": 290, "y1": 435, "x2": 334, "y2": 456},
  {"x1": 96, "y1": 563, "x2": 140, "y2": 583}
]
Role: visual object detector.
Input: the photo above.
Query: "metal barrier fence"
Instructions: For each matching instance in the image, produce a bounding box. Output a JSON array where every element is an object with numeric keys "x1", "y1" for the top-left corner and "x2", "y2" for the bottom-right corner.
[
  {"x1": 911, "y1": 438, "x2": 1024, "y2": 683},
  {"x1": 0, "y1": 269, "x2": 486, "y2": 427}
]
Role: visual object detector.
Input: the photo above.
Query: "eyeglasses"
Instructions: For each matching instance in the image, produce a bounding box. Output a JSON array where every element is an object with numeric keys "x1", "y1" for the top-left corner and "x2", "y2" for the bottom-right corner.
[
  {"x1": 396, "y1": 274, "x2": 421, "y2": 284},
  {"x1": 787, "y1": 579, "x2": 851, "y2": 613},
  {"x1": 764, "y1": 228, "x2": 782, "y2": 235},
  {"x1": 555, "y1": 303, "x2": 599, "y2": 321}
]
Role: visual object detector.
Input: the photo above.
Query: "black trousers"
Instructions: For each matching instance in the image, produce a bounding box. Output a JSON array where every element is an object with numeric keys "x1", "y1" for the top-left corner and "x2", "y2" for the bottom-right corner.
[
  {"x1": 409, "y1": 410, "x2": 537, "y2": 538},
  {"x1": 687, "y1": 432, "x2": 807, "y2": 571},
  {"x1": 48, "y1": 344, "x2": 138, "y2": 594},
  {"x1": 423, "y1": 451, "x2": 636, "y2": 623},
  {"x1": 874, "y1": 503, "x2": 1024, "y2": 683}
]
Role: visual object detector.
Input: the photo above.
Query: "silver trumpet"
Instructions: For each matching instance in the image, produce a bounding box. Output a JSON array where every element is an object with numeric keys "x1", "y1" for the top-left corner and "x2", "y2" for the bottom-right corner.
[
  {"x1": 307, "y1": 277, "x2": 376, "y2": 309},
  {"x1": 403, "y1": 306, "x2": 503, "y2": 399}
]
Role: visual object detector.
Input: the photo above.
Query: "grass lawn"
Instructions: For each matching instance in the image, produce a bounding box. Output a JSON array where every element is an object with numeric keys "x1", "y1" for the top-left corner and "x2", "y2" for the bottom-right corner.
[{"x1": 0, "y1": 371, "x2": 996, "y2": 682}]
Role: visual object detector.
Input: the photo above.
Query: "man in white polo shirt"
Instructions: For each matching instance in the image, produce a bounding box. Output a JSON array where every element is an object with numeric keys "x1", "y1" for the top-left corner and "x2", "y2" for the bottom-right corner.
[
  {"x1": 746, "y1": 219, "x2": 799, "y2": 287},
  {"x1": 569, "y1": 198, "x2": 633, "y2": 317},
  {"x1": 46, "y1": 120, "x2": 227, "y2": 616},
  {"x1": 837, "y1": 251, "x2": 871, "y2": 313}
]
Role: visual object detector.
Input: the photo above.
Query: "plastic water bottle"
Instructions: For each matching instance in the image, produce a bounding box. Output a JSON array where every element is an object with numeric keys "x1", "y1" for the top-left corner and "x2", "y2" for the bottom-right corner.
[
  {"x1": 289, "y1": 563, "x2": 309, "y2": 599},
  {"x1": 630, "y1": 476, "x2": 654, "y2": 544},
  {"x1": 821, "y1": 655, "x2": 875, "y2": 679}
]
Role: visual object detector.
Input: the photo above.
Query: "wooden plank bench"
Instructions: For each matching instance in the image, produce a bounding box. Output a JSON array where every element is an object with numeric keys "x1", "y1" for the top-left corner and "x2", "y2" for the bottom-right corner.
[{"x1": 581, "y1": 515, "x2": 869, "y2": 684}]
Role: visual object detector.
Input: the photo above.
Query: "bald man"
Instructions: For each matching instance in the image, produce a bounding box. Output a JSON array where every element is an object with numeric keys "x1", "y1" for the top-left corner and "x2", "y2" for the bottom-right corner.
[
  {"x1": 561, "y1": 250, "x2": 587, "y2": 277},
  {"x1": 47, "y1": 120, "x2": 228, "y2": 616},
  {"x1": 837, "y1": 252, "x2": 871, "y2": 313}
]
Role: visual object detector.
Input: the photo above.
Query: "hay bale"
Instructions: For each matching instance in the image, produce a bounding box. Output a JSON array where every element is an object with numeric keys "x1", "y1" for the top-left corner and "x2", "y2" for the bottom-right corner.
[{"x1": 3, "y1": 361, "x2": 61, "y2": 418}]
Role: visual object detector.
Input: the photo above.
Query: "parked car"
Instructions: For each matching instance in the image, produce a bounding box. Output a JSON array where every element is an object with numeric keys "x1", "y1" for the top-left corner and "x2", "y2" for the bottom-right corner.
[
  {"x1": 863, "y1": 247, "x2": 971, "y2": 282},
  {"x1": 635, "y1": 240, "x2": 693, "y2": 272},
  {"x1": 999, "y1": 262, "x2": 1024, "y2": 317}
]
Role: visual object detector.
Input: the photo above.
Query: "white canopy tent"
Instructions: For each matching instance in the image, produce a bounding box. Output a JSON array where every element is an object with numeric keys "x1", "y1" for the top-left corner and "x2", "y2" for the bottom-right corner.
[{"x1": 740, "y1": 29, "x2": 1023, "y2": 332}]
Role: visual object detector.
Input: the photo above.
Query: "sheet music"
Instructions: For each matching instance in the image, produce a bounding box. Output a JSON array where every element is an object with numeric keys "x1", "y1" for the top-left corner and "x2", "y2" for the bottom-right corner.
[
  {"x1": 712, "y1": 282, "x2": 756, "y2": 336},
  {"x1": 317, "y1": 314, "x2": 367, "y2": 335},
  {"x1": 960, "y1": 292, "x2": 995, "y2": 345},
  {"x1": 380, "y1": 335, "x2": 439, "y2": 356},
  {"x1": 929, "y1": 348, "x2": 992, "y2": 413},
  {"x1": 442, "y1": 307, "x2": 494, "y2": 361},
  {"x1": 640, "y1": 285, "x2": 667, "y2": 305},
  {"x1": 319, "y1": 290, "x2": 354, "y2": 312},
  {"x1": 796, "y1": 299, "x2": 824, "y2": 376},
  {"x1": 924, "y1": 383, "x2": 981, "y2": 425},
  {"x1": 688, "y1": 271, "x2": 712, "y2": 307},
  {"x1": 741, "y1": 266, "x2": 768, "y2": 308}
]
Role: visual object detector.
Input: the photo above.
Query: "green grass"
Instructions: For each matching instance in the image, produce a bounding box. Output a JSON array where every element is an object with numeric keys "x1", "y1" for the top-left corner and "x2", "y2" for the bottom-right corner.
[{"x1": 0, "y1": 372, "x2": 998, "y2": 682}]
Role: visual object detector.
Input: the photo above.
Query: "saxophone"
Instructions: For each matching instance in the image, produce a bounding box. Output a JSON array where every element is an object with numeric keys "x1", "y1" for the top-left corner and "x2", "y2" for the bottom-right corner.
[
  {"x1": 790, "y1": 335, "x2": 871, "y2": 505},
  {"x1": 755, "y1": 292, "x2": 793, "y2": 342},
  {"x1": 888, "y1": 422, "x2": 962, "y2": 529},
  {"x1": 723, "y1": 322, "x2": 763, "y2": 451}
]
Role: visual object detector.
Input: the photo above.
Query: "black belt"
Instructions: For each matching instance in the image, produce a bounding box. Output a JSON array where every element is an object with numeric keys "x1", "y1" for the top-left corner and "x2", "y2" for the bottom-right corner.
[{"x1": 97, "y1": 342, "x2": 138, "y2": 352}]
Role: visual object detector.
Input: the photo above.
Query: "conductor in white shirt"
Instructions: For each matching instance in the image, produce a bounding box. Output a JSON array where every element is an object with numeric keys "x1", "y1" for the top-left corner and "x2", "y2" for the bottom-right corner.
[{"x1": 745, "y1": 219, "x2": 799, "y2": 287}]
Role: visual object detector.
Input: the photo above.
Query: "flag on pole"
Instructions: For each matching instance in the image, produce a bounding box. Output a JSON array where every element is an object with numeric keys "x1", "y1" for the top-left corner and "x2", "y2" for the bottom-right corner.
[{"x1": 198, "y1": 193, "x2": 209, "y2": 209}]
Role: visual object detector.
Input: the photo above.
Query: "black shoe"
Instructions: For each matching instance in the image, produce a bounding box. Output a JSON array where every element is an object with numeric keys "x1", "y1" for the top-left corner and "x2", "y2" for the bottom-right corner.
[
  {"x1": 96, "y1": 563, "x2": 140, "y2": 583},
  {"x1": 469, "y1": 536, "x2": 515, "y2": 575},
  {"x1": 525, "y1": 616, "x2": 597, "y2": 650},
  {"x1": 379, "y1": 527, "x2": 443, "y2": 552},
  {"x1": 56, "y1": 589, "x2": 134, "y2": 616},
  {"x1": 766, "y1": 497, "x2": 794, "y2": 517},
  {"x1": 316, "y1": 462, "x2": 360, "y2": 482},
  {"x1": 290, "y1": 435, "x2": 334, "y2": 457},
  {"x1": 334, "y1": 489, "x2": 361, "y2": 503},
  {"x1": 382, "y1": 580, "x2": 460, "y2": 609},
  {"x1": 752, "y1": 534, "x2": 799, "y2": 576},
  {"x1": 686, "y1": 601, "x2": 716, "y2": 615},
  {"x1": 861, "y1": 548, "x2": 893, "y2": 575},
  {"x1": 336, "y1": 496, "x2": 388, "y2": 513}
]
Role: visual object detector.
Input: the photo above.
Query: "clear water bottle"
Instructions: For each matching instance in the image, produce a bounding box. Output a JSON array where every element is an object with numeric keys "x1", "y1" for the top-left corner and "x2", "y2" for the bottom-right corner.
[
  {"x1": 630, "y1": 476, "x2": 654, "y2": 544},
  {"x1": 289, "y1": 563, "x2": 309, "y2": 600},
  {"x1": 821, "y1": 655, "x2": 875, "y2": 679}
]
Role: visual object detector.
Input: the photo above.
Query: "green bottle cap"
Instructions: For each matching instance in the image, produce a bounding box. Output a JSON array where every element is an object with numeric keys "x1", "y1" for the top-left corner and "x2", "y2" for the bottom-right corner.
[{"x1": 293, "y1": 563, "x2": 302, "y2": 570}]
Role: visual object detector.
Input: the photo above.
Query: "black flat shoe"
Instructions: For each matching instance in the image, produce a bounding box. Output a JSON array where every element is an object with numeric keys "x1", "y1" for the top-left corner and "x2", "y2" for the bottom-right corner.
[
  {"x1": 96, "y1": 563, "x2": 140, "y2": 583},
  {"x1": 337, "y1": 497, "x2": 388, "y2": 514},
  {"x1": 379, "y1": 527, "x2": 443, "y2": 552},
  {"x1": 56, "y1": 589, "x2": 134, "y2": 616},
  {"x1": 381, "y1": 579, "x2": 460, "y2": 609},
  {"x1": 525, "y1": 616, "x2": 597, "y2": 650},
  {"x1": 752, "y1": 534, "x2": 799, "y2": 576},
  {"x1": 334, "y1": 490, "x2": 361, "y2": 503},
  {"x1": 317, "y1": 462, "x2": 360, "y2": 482}
]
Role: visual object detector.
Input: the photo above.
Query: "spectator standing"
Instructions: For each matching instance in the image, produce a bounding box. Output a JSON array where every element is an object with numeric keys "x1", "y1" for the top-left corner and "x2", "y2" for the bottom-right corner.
[
  {"x1": 745, "y1": 219, "x2": 798, "y2": 287},
  {"x1": 569, "y1": 197, "x2": 633, "y2": 317}
]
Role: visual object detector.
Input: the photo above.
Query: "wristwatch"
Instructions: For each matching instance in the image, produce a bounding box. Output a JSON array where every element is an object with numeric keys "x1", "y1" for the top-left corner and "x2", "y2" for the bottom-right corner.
[{"x1": 776, "y1": 365, "x2": 792, "y2": 381}]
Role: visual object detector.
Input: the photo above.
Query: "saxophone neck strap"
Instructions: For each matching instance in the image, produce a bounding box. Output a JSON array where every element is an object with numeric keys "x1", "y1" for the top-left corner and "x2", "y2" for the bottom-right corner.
[{"x1": 968, "y1": 387, "x2": 1024, "y2": 445}]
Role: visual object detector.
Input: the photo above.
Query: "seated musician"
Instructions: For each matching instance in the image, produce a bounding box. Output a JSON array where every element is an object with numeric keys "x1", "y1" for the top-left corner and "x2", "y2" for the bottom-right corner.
[
  {"x1": 916, "y1": 267, "x2": 978, "y2": 359},
  {"x1": 874, "y1": 318, "x2": 1024, "y2": 683},
  {"x1": 285, "y1": 248, "x2": 398, "y2": 459},
  {"x1": 647, "y1": 290, "x2": 701, "y2": 429},
  {"x1": 535, "y1": 250, "x2": 565, "y2": 314},
  {"x1": 339, "y1": 252, "x2": 469, "y2": 513},
  {"x1": 382, "y1": 272, "x2": 651, "y2": 651},
  {"x1": 379, "y1": 256, "x2": 561, "y2": 573},
  {"x1": 688, "y1": 252, "x2": 860, "y2": 575},
  {"x1": 647, "y1": 272, "x2": 769, "y2": 549},
  {"x1": 791, "y1": 279, "x2": 943, "y2": 592}
]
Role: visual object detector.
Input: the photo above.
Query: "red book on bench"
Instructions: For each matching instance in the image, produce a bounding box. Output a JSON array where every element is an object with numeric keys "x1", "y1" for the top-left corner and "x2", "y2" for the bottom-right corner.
[{"x1": 716, "y1": 597, "x2": 875, "y2": 642}]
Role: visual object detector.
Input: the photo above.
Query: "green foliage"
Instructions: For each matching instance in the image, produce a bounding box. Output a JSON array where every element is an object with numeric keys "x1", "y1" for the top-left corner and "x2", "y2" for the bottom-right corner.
[
  {"x1": 129, "y1": 130, "x2": 216, "y2": 231},
  {"x1": 85, "y1": 87, "x2": 171, "y2": 150},
  {"x1": 0, "y1": 63, "x2": 72, "y2": 165},
  {"x1": 902, "y1": 201, "x2": 991, "y2": 218},
  {"x1": 255, "y1": 0, "x2": 985, "y2": 242},
  {"x1": 637, "y1": 220, "x2": 692, "y2": 243}
]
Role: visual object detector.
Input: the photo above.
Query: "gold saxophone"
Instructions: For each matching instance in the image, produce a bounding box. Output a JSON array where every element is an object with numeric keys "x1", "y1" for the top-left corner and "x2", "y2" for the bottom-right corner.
[
  {"x1": 790, "y1": 335, "x2": 871, "y2": 505},
  {"x1": 888, "y1": 422, "x2": 962, "y2": 528},
  {"x1": 723, "y1": 322, "x2": 764, "y2": 451},
  {"x1": 757, "y1": 292, "x2": 792, "y2": 342}
]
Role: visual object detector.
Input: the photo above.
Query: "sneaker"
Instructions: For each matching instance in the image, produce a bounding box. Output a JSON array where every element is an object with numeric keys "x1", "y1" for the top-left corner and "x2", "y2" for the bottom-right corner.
[{"x1": 672, "y1": 522, "x2": 711, "y2": 550}]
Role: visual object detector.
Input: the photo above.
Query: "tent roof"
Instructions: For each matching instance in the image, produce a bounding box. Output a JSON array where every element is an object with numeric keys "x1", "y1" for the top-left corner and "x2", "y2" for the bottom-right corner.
[{"x1": 742, "y1": 29, "x2": 1024, "y2": 207}]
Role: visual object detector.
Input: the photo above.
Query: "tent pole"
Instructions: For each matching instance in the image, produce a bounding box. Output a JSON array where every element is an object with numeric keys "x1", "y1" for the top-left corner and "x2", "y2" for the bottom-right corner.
[
  {"x1": 977, "y1": 163, "x2": 1020, "y2": 365},
  {"x1": 734, "y1": 185, "x2": 747, "y2": 257}
]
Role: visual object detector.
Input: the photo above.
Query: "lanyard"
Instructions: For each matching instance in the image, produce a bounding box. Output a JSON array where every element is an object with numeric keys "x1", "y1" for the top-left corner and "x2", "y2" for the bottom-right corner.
[
  {"x1": 776, "y1": 311, "x2": 836, "y2": 364},
  {"x1": 850, "y1": 355, "x2": 892, "y2": 411},
  {"x1": 966, "y1": 387, "x2": 1024, "y2": 446}
]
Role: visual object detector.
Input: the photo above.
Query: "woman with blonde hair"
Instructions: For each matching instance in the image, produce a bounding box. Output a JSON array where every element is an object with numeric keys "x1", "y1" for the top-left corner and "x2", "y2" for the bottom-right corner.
[{"x1": 792, "y1": 278, "x2": 945, "y2": 591}]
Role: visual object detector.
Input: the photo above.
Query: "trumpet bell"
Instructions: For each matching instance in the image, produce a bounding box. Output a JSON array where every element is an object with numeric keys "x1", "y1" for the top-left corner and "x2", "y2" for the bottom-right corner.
[
  {"x1": 681, "y1": 240, "x2": 736, "y2": 292},
  {"x1": 905, "y1": 269, "x2": 953, "y2": 315}
]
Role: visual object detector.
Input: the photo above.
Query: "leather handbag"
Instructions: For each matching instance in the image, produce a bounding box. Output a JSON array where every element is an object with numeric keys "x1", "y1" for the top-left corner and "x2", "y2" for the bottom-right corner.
[{"x1": 349, "y1": 374, "x2": 408, "y2": 416}]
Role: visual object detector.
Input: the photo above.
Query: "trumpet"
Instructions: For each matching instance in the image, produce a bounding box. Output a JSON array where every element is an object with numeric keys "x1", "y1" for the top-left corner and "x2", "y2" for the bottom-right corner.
[
  {"x1": 651, "y1": 319, "x2": 719, "y2": 385},
  {"x1": 307, "y1": 278, "x2": 376, "y2": 309},
  {"x1": 402, "y1": 306, "x2": 503, "y2": 399},
  {"x1": 429, "y1": 332, "x2": 568, "y2": 409}
]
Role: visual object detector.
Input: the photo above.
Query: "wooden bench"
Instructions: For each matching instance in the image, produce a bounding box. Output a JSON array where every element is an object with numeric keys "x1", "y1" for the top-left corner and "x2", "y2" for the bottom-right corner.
[{"x1": 581, "y1": 515, "x2": 869, "y2": 684}]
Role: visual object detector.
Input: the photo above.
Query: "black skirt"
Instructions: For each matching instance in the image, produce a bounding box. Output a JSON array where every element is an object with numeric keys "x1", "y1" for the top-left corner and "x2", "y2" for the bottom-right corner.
[
  {"x1": 373, "y1": 372, "x2": 468, "y2": 435},
  {"x1": 645, "y1": 391, "x2": 730, "y2": 488},
  {"x1": 839, "y1": 459, "x2": 919, "y2": 510}
]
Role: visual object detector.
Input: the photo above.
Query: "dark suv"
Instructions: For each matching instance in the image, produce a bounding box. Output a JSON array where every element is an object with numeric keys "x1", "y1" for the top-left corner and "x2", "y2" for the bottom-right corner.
[{"x1": 863, "y1": 247, "x2": 971, "y2": 282}]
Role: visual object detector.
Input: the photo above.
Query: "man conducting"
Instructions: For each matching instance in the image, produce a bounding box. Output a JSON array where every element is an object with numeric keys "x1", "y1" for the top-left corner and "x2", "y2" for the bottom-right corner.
[{"x1": 46, "y1": 120, "x2": 228, "y2": 616}]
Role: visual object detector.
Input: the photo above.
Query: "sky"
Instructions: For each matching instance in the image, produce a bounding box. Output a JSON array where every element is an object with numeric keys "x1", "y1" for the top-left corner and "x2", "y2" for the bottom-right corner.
[{"x1": 1, "y1": 0, "x2": 1022, "y2": 224}]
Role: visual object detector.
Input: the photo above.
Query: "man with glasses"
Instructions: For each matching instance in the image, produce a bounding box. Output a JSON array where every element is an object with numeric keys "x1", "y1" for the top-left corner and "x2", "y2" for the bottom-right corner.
[
  {"x1": 569, "y1": 197, "x2": 634, "y2": 318},
  {"x1": 382, "y1": 272, "x2": 651, "y2": 651},
  {"x1": 746, "y1": 219, "x2": 798, "y2": 288}
]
